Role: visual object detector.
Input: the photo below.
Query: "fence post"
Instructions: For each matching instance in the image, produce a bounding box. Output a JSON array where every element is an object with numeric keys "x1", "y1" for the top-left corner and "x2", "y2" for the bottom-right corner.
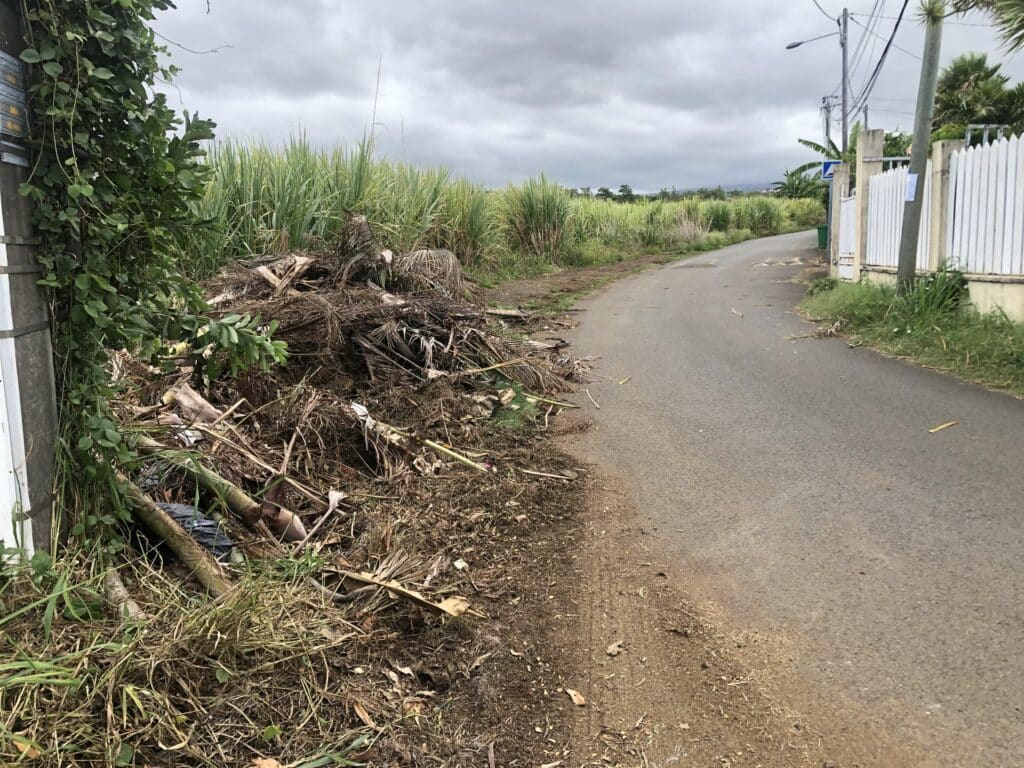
[
  {"x1": 854, "y1": 129, "x2": 885, "y2": 277},
  {"x1": 830, "y1": 164, "x2": 850, "y2": 277},
  {"x1": 928, "y1": 139, "x2": 964, "y2": 271}
]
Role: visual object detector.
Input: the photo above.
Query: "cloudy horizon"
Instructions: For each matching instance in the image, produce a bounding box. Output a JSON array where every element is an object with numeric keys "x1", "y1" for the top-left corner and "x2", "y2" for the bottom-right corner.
[{"x1": 154, "y1": 1, "x2": 1024, "y2": 191}]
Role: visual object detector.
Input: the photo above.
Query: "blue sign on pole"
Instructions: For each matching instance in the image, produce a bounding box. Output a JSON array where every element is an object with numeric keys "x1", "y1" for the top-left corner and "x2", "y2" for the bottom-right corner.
[{"x1": 822, "y1": 160, "x2": 842, "y2": 180}]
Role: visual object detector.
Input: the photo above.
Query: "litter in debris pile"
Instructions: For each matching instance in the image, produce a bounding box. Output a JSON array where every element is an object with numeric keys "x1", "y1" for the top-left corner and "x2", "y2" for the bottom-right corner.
[
  {"x1": 0, "y1": 222, "x2": 594, "y2": 766},
  {"x1": 155, "y1": 502, "x2": 235, "y2": 562}
]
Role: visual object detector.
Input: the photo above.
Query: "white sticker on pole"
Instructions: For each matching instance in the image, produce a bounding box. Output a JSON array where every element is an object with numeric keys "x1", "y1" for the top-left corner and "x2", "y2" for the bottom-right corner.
[{"x1": 905, "y1": 172, "x2": 918, "y2": 202}]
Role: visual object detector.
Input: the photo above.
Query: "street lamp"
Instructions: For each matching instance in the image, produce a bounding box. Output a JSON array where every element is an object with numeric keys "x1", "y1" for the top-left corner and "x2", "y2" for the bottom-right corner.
[
  {"x1": 786, "y1": 8, "x2": 850, "y2": 153},
  {"x1": 786, "y1": 31, "x2": 839, "y2": 50}
]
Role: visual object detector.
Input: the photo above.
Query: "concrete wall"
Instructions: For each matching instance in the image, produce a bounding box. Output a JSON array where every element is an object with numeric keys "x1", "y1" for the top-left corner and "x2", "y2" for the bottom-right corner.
[
  {"x1": 851, "y1": 128, "x2": 1024, "y2": 322},
  {"x1": 963, "y1": 278, "x2": 1024, "y2": 321},
  {"x1": 862, "y1": 266, "x2": 1024, "y2": 322}
]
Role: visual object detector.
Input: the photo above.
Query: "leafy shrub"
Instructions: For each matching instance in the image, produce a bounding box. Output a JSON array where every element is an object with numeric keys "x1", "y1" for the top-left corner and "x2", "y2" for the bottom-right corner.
[{"x1": 806, "y1": 277, "x2": 838, "y2": 296}]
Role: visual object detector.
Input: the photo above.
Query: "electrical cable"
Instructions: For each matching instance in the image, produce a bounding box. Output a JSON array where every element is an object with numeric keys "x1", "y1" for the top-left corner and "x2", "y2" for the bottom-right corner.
[
  {"x1": 849, "y1": 15, "x2": 921, "y2": 59},
  {"x1": 868, "y1": 13, "x2": 990, "y2": 26},
  {"x1": 848, "y1": 0, "x2": 911, "y2": 116},
  {"x1": 847, "y1": 0, "x2": 884, "y2": 83},
  {"x1": 811, "y1": 0, "x2": 835, "y2": 21}
]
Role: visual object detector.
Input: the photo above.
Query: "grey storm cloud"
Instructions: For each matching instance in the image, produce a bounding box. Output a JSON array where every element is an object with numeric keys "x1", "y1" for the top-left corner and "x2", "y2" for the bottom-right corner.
[{"x1": 155, "y1": 0, "x2": 1024, "y2": 190}]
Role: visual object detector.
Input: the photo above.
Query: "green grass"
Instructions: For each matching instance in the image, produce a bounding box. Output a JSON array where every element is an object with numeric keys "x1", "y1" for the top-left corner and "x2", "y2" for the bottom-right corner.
[
  {"x1": 802, "y1": 276, "x2": 1024, "y2": 394},
  {"x1": 175, "y1": 137, "x2": 824, "y2": 285},
  {"x1": 488, "y1": 383, "x2": 540, "y2": 429}
]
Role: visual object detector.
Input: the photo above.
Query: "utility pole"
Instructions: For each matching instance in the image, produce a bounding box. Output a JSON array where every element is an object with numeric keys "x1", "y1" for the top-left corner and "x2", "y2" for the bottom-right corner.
[
  {"x1": 863, "y1": 104, "x2": 869, "y2": 131},
  {"x1": 896, "y1": 2, "x2": 944, "y2": 290},
  {"x1": 841, "y1": 7, "x2": 850, "y2": 154},
  {"x1": 787, "y1": 9, "x2": 849, "y2": 151},
  {"x1": 822, "y1": 97, "x2": 833, "y2": 147},
  {"x1": 0, "y1": 0, "x2": 58, "y2": 556}
]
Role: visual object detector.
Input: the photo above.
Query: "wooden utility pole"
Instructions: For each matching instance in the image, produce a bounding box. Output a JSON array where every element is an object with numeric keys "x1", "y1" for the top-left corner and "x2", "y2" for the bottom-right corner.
[{"x1": 897, "y1": 2, "x2": 945, "y2": 290}]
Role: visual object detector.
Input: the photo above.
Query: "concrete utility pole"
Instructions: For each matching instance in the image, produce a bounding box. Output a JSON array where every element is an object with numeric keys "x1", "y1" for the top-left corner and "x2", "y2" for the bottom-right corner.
[
  {"x1": 787, "y1": 8, "x2": 850, "y2": 152},
  {"x1": 840, "y1": 7, "x2": 850, "y2": 154},
  {"x1": 822, "y1": 97, "x2": 833, "y2": 147},
  {"x1": 896, "y1": 2, "x2": 944, "y2": 289},
  {"x1": 0, "y1": 0, "x2": 57, "y2": 556}
]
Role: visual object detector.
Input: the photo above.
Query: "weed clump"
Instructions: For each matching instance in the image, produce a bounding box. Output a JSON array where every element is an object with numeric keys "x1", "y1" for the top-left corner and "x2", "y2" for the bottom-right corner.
[{"x1": 802, "y1": 270, "x2": 1024, "y2": 393}]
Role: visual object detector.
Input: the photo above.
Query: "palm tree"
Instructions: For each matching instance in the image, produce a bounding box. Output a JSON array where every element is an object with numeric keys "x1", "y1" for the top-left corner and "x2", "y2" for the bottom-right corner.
[
  {"x1": 952, "y1": 1, "x2": 1024, "y2": 53},
  {"x1": 933, "y1": 53, "x2": 1013, "y2": 129}
]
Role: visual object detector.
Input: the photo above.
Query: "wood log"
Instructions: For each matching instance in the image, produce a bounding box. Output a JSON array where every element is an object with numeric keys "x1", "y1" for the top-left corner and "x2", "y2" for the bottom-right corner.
[
  {"x1": 120, "y1": 475, "x2": 232, "y2": 597},
  {"x1": 102, "y1": 569, "x2": 149, "y2": 620},
  {"x1": 485, "y1": 308, "x2": 530, "y2": 319},
  {"x1": 162, "y1": 383, "x2": 223, "y2": 424},
  {"x1": 273, "y1": 255, "x2": 314, "y2": 297}
]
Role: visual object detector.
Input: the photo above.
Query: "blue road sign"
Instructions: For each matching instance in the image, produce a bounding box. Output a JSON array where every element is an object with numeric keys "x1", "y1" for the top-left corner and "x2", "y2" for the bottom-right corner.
[{"x1": 822, "y1": 160, "x2": 842, "y2": 180}]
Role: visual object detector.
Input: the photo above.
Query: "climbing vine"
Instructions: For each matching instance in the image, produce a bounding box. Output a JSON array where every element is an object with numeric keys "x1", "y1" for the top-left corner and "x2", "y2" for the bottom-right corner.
[{"x1": 19, "y1": 0, "x2": 284, "y2": 548}]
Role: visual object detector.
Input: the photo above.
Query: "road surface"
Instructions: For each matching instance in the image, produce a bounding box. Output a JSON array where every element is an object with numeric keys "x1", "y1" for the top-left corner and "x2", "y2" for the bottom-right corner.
[{"x1": 571, "y1": 231, "x2": 1024, "y2": 766}]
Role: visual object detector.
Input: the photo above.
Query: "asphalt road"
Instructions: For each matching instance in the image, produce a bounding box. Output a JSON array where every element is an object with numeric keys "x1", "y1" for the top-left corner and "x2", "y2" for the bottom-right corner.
[{"x1": 571, "y1": 231, "x2": 1024, "y2": 766}]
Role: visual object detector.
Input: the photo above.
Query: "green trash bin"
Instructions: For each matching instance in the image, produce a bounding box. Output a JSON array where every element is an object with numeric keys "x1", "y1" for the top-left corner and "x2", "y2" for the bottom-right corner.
[{"x1": 816, "y1": 225, "x2": 828, "y2": 250}]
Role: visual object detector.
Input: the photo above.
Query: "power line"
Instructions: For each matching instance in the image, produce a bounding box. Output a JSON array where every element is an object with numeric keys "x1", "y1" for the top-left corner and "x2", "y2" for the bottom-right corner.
[
  {"x1": 851, "y1": 2, "x2": 884, "y2": 100},
  {"x1": 153, "y1": 30, "x2": 232, "y2": 55},
  {"x1": 847, "y1": 0, "x2": 883, "y2": 82},
  {"x1": 849, "y1": 15, "x2": 921, "y2": 59},
  {"x1": 849, "y1": 0, "x2": 911, "y2": 115},
  {"x1": 870, "y1": 108, "x2": 916, "y2": 116},
  {"x1": 811, "y1": 0, "x2": 835, "y2": 21},
  {"x1": 865, "y1": 12, "x2": 990, "y2": 27}
]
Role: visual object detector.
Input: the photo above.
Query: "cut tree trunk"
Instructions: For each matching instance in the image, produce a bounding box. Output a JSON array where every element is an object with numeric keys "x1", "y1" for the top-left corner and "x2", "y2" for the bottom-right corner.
[
  {"x1": 121, "y1": 476, "x2": 232, "y2": 597},
  {"x1": 137, "y1": 436, "x2": 263, "y2": 527},
  {"x1": 162, "y1": 383, "x2": 223, "y2": 424},
  {"x1": 102, "y1": 568, "x2": 149, "y2": 621}
]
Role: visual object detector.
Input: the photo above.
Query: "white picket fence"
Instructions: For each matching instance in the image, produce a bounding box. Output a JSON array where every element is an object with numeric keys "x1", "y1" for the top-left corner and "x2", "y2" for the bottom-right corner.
[
  {"x1": 858, "y1": 134, "x2": 1024, "y2": 277},
  {"x1": 947, "y1": 135, "x2": 1024, "y2": 275},
  {"x1": 865, "y1": 162, "x2": 932, "y2": 272}
]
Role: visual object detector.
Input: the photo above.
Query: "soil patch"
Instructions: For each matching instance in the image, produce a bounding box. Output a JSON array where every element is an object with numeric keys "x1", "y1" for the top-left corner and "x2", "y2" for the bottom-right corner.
[{"x1": 485, "y1": 253, "x2": 683, "y2": 313}]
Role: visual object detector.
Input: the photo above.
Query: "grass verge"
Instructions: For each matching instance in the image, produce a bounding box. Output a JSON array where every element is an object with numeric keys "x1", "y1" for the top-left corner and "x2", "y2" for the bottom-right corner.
[{"x1": 801, "y1": 274, "x2": 1024, "y2": 395}]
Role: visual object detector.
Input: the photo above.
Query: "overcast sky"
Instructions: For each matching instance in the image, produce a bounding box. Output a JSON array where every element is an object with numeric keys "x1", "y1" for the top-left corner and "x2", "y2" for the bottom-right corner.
[{"x1": 153, "y1": 1, "x2": 1024, "y2": 191}]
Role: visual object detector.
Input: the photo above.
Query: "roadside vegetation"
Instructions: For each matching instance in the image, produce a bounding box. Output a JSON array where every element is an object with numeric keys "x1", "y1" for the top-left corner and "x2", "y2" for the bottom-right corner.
[
  {"x1": 175, "y1": 138, "x2": 824, "y2": 286},
  {"x1": 802, "y1": 273, "x2": 1024, "y2": 395},
  {"x1": 5, "y1": 3, "x2": 828, "y2": 765}
]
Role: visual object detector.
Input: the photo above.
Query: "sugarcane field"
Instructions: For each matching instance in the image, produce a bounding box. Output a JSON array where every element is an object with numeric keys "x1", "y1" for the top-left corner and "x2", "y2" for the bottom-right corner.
[{"x1": 5, "y1": 1, "x2": 1024, "y2": 767}]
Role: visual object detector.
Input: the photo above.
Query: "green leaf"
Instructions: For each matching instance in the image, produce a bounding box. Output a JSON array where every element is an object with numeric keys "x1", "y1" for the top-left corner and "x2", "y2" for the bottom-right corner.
[
  {"x1": 114, "y1": 743, "x2": 135, "y2": 766},
  {"x1": 42, "y1": 61, "x2": 62, "y2": 77},
  {"x1": 91, "y1": 67, "x2": 114, "y2": 80},
  {"x1": 19, "y1": 48, "x2": 41, "y2": 63},
  {"x1": 214, "y1": 666, "x2": 231, "y2": 683},
  {"x1": 261, "y1": 725, "x2": 282, "y2": 742}
]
